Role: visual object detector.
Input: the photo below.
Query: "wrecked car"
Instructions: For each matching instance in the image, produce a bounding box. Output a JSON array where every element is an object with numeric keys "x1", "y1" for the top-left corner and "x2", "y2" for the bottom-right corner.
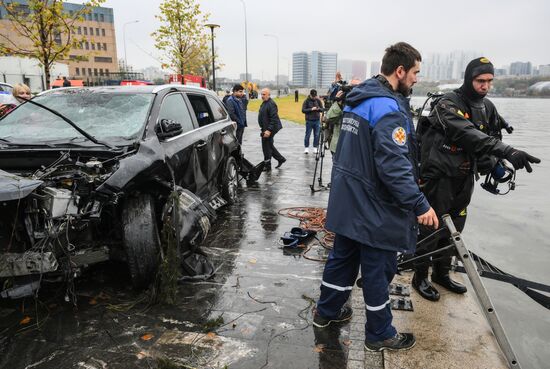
[{"x1": 0, "y1": 85, "x2": 241, "y2": 298}]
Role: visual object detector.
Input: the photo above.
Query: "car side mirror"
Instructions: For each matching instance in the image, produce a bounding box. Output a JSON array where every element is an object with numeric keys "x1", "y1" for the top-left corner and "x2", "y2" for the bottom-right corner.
[{"x1": 156, "y1": 118, "x2": 183, "y2": 139}]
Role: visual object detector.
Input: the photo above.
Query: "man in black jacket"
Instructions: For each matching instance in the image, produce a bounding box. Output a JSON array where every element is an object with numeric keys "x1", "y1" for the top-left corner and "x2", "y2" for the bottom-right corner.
[
  {"x1": 301, "y1": 89, "x2": 324, "y2": 154},
  {"x1": 413, "y1": 57, "x2": 541, "y2": 301},
  {"x1": 258, "y1": 88, "x2": 285, "y2": 171}
]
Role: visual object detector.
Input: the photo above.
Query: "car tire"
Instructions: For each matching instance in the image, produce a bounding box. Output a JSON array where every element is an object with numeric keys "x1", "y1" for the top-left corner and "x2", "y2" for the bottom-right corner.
[
  {"x1": 221, "y1": 156, "x2": 238, "y2": 205},
  {"x1": 121, "y1": 194, "x2": 160, "y2": 288}
]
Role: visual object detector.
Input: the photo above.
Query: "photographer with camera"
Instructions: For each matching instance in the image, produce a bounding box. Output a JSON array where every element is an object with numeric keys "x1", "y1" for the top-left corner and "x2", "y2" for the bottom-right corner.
[
  {"x1": 326, "y1": 79, "x2": 360, "y2": 154},
  {"x1": 328, "y1": 71, "x2": 344, "y2": 102},
  {"x1": 301, "y1": 89, "x2": 324, "y2": 154}
]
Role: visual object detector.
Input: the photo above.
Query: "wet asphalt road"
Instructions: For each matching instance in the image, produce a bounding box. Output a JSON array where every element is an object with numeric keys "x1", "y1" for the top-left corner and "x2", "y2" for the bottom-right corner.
[{"x1": 0, "y1": 112, "x2": 363, "y2": 369}]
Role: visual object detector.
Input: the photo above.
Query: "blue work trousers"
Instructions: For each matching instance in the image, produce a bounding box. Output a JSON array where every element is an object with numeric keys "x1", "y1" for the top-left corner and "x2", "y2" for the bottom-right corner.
[
  {"x1": 316, "y1": 234, "x2": 398, "y2": 342},
  {"x1": 304, "y1": 119, "x2": 320, "y2": 148}
]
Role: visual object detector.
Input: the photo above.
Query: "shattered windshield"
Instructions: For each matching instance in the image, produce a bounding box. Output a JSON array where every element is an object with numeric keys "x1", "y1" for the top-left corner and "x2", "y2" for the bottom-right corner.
[{"x1": 0, "y1": 89, "x2": 154, "y2": 145}]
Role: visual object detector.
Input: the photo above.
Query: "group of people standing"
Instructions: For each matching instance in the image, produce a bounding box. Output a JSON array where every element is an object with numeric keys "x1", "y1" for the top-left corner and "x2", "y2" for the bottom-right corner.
[
  {"x1": 224, "y1": 84, "x2": 286, "y2": 172},
  {"x1": 313, "y1": 42, "x2": 541, "y2": 352}
]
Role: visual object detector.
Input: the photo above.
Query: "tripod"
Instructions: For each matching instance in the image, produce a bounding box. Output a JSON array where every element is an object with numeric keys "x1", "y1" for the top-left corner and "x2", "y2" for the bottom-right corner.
[{"x1": 310, "y1": 115, "x2": 330, "y2": 193}]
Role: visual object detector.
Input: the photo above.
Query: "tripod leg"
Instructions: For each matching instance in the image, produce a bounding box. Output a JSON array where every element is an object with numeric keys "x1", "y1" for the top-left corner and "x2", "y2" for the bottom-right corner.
[
  {"x1": 310, "y1": 147, "x2": 320, "y2": 191},
  {"x1": 318, "y1": 130, "x2": 325, "y2": 187}
]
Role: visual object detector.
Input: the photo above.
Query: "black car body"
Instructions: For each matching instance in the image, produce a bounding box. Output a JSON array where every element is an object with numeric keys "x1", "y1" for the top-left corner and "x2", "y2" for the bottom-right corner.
[{"x1": 0, "y1": 85, "x2": 241, "y2": 297}]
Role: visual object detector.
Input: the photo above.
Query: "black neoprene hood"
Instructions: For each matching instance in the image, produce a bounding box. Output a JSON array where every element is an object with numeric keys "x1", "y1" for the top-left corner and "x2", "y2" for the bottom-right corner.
[{"x1": 460, "y1": 57, "x2": 495, "y2": 101}]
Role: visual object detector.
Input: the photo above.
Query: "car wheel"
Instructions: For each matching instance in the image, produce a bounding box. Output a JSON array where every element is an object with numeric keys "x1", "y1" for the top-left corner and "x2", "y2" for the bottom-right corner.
[
  {"x1": 121, "y1": 194, "x2": 160, "y2": 288},
  {"x1": 221, "y1": 156, "x2": 238, "y2": 204}
]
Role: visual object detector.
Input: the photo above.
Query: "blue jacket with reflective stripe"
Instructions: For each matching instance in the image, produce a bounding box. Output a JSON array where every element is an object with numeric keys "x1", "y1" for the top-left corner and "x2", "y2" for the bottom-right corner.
[{"x1": 325, "y1": 77, "x2": 430, "y2": 253}]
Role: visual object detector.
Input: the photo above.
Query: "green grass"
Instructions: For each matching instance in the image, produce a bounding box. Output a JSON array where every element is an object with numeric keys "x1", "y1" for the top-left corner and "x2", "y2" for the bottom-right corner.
[{"x1": 247, "y1": 94, "x2": 308, "y2": 124}]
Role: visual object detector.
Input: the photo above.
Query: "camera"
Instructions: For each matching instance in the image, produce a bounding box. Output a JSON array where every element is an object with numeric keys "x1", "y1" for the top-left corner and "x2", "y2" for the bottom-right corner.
[{"x1": 334, "y1": 82, "x2": 355, "y2": 103}]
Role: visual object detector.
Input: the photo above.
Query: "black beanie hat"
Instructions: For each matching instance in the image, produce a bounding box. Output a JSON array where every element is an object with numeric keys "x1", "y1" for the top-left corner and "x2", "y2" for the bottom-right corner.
[
  {"x1": 460, "y1": 57, "x2": 494, "y2": 101},
  {"x1": 310, "y1": 89, "x2": 317, "y2": 97}
]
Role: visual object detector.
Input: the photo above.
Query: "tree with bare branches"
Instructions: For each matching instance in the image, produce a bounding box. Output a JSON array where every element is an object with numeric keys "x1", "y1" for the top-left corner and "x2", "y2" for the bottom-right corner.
[{"x1": 0, "y1": 0, "x2": 104, "y2": 88}]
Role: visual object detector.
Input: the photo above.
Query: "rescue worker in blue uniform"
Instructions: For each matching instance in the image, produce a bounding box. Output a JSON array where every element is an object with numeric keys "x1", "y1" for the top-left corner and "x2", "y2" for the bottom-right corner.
[
  {"x1": 314, "y1": 42, "x2": 439, "y2": 352},
  {"x1": 412, "y1": 57, "x2": 541, "y2": 301}
]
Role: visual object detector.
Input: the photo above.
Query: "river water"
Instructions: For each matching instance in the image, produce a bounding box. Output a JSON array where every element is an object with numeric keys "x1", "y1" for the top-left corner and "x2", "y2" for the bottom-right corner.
[{"x1": 411, "y1": 96, "x2": 550, "y2": 369}]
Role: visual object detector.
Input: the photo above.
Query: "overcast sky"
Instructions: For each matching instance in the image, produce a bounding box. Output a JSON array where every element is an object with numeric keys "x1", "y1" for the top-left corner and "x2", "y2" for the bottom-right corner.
[{"x1": 94, "y1": 0, "x2": 550, "y2": 79}]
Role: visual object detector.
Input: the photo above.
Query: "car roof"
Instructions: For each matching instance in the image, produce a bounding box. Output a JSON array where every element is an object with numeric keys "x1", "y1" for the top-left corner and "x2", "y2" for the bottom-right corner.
[{"x1": 37, "y1": 84, "x2": 217, "y2": 97}]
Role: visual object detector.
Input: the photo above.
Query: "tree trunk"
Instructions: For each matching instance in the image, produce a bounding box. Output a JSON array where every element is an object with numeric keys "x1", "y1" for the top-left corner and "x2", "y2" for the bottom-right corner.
[{"x1": 44, "y1": 62, "x2": 51, "y2": 90}]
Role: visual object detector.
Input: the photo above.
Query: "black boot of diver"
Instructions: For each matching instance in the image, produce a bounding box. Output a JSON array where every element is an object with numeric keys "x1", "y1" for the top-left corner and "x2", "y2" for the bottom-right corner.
[
  {"x1": 412, "y1": 269, "x2": 440, "y2": 301},
  {"x1": 432, "y1": 258, "x2": 467, "y2": 294}
]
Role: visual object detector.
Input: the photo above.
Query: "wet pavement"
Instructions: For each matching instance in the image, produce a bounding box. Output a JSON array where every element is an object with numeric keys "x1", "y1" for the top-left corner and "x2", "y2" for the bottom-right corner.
[{"x1": 0, "y1": 112, "x2": 507, "y2": 369}]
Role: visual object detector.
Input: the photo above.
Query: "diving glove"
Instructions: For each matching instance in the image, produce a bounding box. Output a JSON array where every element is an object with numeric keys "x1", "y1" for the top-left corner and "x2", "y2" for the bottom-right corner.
[{"x1": 504, "y1": 149, "x2": 541, "y2": 173}]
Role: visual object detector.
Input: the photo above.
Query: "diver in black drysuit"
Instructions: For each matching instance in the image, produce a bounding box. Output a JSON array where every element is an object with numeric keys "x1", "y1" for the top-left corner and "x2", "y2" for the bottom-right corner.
[{"x1": 413, "y1": 57, "x2": 541, "y2": 301}]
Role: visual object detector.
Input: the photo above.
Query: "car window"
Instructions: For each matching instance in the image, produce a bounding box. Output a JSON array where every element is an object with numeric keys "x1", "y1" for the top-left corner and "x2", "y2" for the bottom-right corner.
[
  {"x1": 158, "y1": 93, "x2": 194, "y2": 133},
  {"x1": 187, "y1": 94, "x2": 214, "y2": 127},
  {"x1": 0, "y1": 91, "x2": 154, "y2": 144},
  {"x1": 206, "y1": 96, "x2": 227, "y2": 121}
]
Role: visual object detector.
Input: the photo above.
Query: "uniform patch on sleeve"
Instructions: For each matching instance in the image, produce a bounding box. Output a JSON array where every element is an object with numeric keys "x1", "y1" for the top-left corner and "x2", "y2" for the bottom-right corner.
[{"x1": 392, "y1": 127, "x2": 407, "y2": 146}]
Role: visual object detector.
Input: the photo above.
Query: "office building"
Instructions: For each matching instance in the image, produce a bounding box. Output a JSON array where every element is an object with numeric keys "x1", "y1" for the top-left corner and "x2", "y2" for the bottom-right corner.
[
  {"x1": 538, "y1": 65, "x2": 550, "y2": 76},
  {"x1": 510, "y1": 61, "x2": 532, "y2": 76},
  {"x1": 292, "y1": 50, "x2": 337, "y2": 88},
  {"x1": 370, "y1": 61, "x2": 381, "y2": 77},
  {"x1": 352, "y1": 60, "x2": 367, "y2": 81},
  {"x1": 292, "y1": 51, "x2": 309, "y2": 87},
  {"x1": 420, "y1": 51, "x2": 480, "y2": 81},
  {"x1": 338, "y1": 59, "x2": 353, "y2": 81},
  {"x1": 0, "y1": 0, "x2": 118, "y2": 85},
  {"x1": 310, "y1": 51, "x2": 337, "y2": 89}
]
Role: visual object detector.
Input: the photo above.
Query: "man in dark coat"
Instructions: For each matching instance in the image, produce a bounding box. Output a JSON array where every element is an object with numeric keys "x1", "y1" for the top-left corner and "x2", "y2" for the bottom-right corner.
[
  {"x1": 258, "y1": 88, "x2": 285, "y2": 171},
  {"x1": 301, "y1": 89, "x2": 324, "y2": 154},
  {"x1": 412, "y1": 57, "x2": 541, "y2": 301},
  {"x1": 314, "y1": 42, "x2": 438, "y2": 352},
  {"x1": 225, "y1": 84, "x2": 247, "y2": 144}
]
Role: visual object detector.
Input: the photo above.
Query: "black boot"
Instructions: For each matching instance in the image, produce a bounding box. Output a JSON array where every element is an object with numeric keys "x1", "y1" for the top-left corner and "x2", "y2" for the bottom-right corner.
[
  {"x1": 275, "y1": 158, "x2": 286, "y2": 169},
  {"x1": 412, "y1": 270, "x2": 440, "y2": 301},
  {"x1": 432, "y1": 258, "x2": 467, "y2": 294}
]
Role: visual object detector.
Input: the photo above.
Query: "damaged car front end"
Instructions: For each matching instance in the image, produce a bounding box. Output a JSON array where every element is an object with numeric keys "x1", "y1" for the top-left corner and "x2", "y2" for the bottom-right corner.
[{"x1": 0, "y1": 86, "x2": 241, "y2": 299}]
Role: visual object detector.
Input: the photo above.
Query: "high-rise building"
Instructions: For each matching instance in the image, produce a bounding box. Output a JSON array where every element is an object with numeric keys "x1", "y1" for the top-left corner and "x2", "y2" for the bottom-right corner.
[
  {"x1": 510, "y1": 61, "x2": 532, "y2": 76},
  {"x1": 292, "y1": 51, "x2": 309, "y2": 87},
  {"x1": 311, "y1": 51, "x2": 337, "y2": 89},
  {"x1": 420, "y1": 51, "x2": 481, "y2": 81},
  {"x1": 352, "y1": 60, "x2": 367, "y2": 81},
  {"x1": 370, "y1": 61, "x2": 381, "y2": 77},
  {"x1": 338, "y1": 59, "x2": 353, "y2": 81},
  {"x1": 538, "y1": 65, "x2": 550, "y2": 76},
  {"x1": 292, "y1": 51, "x2": 337, "y2": 88},
  {"x1": 338, "y1": 59, "x2": 367, "y2": 81},
  {"x1": 0, "y1": 0, "x2": 118, "y2": 84}
]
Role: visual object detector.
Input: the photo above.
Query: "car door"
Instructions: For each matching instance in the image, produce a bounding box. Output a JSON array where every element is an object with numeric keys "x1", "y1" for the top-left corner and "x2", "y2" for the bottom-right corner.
[
  {"x1": 185, "y1": 93, "x2": 230, "y2": 198},
  {"x1": 155, "y1": 92, "x2": 199, "y2": 192}
]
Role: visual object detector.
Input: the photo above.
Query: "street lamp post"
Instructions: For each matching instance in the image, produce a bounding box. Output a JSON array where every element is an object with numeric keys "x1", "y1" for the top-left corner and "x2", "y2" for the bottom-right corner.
[
  {"x1": 239, "y1": 0, "x2": 249, "y2": 97},
  {"x1": 264, "y1": 34, "x2": 279, "y2": 96},
  {"x1": 123, "y1": 20, "x2": 139, "y2": 74},
  {"x1": 205, "y1": 24, "x2": 220, "y2": 91}
]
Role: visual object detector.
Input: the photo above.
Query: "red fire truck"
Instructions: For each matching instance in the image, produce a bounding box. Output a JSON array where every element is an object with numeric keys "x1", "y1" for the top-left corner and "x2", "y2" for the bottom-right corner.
[{"x1": 169, "y1": 74, "x2": 206, "y2": 88}]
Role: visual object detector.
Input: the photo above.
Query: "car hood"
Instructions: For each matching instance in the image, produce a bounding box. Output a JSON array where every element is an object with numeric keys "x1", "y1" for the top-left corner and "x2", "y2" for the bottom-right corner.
[{"x1": 0, "y1": 169, "x2": 43, "y2": 201}]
